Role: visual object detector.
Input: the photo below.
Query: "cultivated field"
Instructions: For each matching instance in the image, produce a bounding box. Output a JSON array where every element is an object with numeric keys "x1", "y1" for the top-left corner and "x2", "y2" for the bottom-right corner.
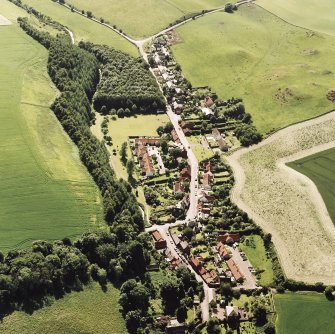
[
  {"x1": 65, "y1": 0, "x2": 227, "y2": 38},
  {"x1": 226, "y1": 111, "x2": 335, "y2": 284},
  {"x1": 275, "y1": 292, "x2": 335, "y2": 334},
  {"x1": 288, "y1": 148, "x2": 335, "y2": 225},
  {"x1": 15, "y1": 0, "x2": 138, "y2": 56},
  {"x1": 0, "y1": 22, "x2": 103, "y2": 251},
  {"x1": 172, "y1": 4, "x2": 335, "y2": 133},
  {"x1": 257, "y1": 0, "x2": 335, "y2": 37},
  {"x1": 0, "y1": 283, "x2": 126, "y2": 334}
]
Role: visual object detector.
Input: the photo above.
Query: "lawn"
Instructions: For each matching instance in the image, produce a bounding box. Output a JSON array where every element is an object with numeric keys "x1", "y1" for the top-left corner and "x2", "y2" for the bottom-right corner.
[
  {"x1": 17, "y1": 0, "x2": 138, "y2": 56},
  {"x1": 287, "y1": 147, "x2": 335, "y2": 225},
  {"x1": 239, "y1": 235, "x2": 274, "y2": 286},
  {"x1": 65, "y1": 0, "x2": 227, "y2": 38},
  {"x1": 257, "y1": 0, "x2": 335, "y2": 37},
  {"x1": 172, "y1": 5, "x2": 335, "y2": 134},
  {"x1": 0, "y1": 21, "x2": 103, "y2": 251},
  {"x1": 107, "y1": 114, "x2": 168, "y2": 180},
  {"x1": 0, "y1": 282, "x2": 126, "y2": 334},
  {"x1": 275, "y1": 292, "x2": 335, "y2": 334}
]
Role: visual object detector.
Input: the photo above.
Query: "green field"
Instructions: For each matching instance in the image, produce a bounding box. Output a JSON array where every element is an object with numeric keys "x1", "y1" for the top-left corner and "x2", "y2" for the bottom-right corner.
[
  {"x1": 275, "y1": 292, "x2": 335, "y2": 334},
  {"x1": 65, "y1": 0, "x2": 226, "y2": 38},
  {"x1": 258, "y1": 0, "x2": 335, "y2": 37},
  {"x1": 15, "y1": 0, "x2": 138, "y2": 56},
  {"x1": 0, "y1": 282, "x2": 126, "y2": 334},
  {"x1": 239, "y1": 235, "x2": 274, "y2": 286},
  {"x1": 287, "y1": 147, "x2": 335, "y2": 224},
  {"x1": 0, "y1": 19, "x2": 103, "y2": 250},
  {"x1": 172, "y1": 5, "x2": 335, "y2": 134}
]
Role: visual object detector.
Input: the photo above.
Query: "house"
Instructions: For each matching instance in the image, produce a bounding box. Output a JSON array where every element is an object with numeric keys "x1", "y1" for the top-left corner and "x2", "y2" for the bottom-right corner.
[
  {"x1": 180, "y1": 166, "x2": 191, "y2": 180},
  {"x1": 204, "y1": 160, "x2": 214, "y2": 173},
  {"x1": 189, "y1": 256, "x2": 202, "y2": 271},
  {"x1": 217, "y1": 233, "x2": 240, "y2": 245},
  {"x1": 198, "y1": 191, "x2": 215, "y2": 204},
  {"x1": 217, "y1": 242, "x2": 231, "y2": 260},
  {"x1": 171, "y1": 129, "x2": 180, "y2": 144},
  {"x1": 135, "y1": 136, "x2": 160, "y2": 147},
  {"x1": 217, "y1": 138, "x2": 229, "y2": 152},
  {"x1": 226, "y1": 306, "x2": 239, "y2": 319},
  {"x1": 226, "y1": 258, "x2": 244, "y2": 283},
  {"x1": 204, "y1": 96, "x2": 214, "y2": 108},
  {"x1": 172, "y1": 101, "x2": 184, "y2": 113},
  {"x1": 182, "y1": 127, "x2": 192, "y2": 136},
  {"x1": 179, "y1": 241, "x2": 190, "y2": 255},
  {"x1": 152, "y1": 230, "x2": 167, "y2": 250},
  {"x1": 165, "y1": 319, "x2": 186, "y2": 334},
  {"x1": 212, "y1": 128, "x2": 222, "y2": 141},
  {"x1": 201, "y1": 107, "x2": 213, "y2": 116},
  {"x1": 180, "y1": 120, "x2": 194, "y2": 129},
  {"x1": 169, "y1": 258, "x2": 183, "y2": 269},
  {"x1": 202, "y1": 171, "x2": 214, "y2": 190},
  {"x1": 174, "y1": 181, "x2": 184, "y2": 195},
  {"x1": 172, "y1": 234, "x2": 181, "y2": 247},
  {"x1": 202, "y1": 270, "x2": 220, "y2": 287}
]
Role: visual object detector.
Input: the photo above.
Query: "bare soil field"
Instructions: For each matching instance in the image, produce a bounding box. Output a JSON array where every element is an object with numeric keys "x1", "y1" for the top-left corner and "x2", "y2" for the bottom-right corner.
[
  {"x1": 0, "y1": 14, "x2": 11, "y2": 25},
  {"x1": 226, "y1": 111, "x2": 335, "y2": 284}
]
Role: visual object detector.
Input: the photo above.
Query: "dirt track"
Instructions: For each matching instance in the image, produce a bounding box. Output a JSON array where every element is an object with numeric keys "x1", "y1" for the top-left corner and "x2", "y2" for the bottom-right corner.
[
  {"x1": 0, "y1": 14, "x2": 11, "y2": 25},
  {"x1": 226, "y1": 111, "x2": 335, "y2": 284}
]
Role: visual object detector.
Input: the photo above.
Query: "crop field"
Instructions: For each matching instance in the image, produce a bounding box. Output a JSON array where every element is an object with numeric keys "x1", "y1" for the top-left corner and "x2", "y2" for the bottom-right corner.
[
  {"x1": 16, "y1": 0, "x2": 138, "y2": 56},
  {"x1": 257, "y1": 0, "x2": 335, "y2": 37},
  {"x1": 288, "y1": 148, "x2": 335, "y2": 225},
  {"x1": 239, "y1": 235, "x2": 274, "y2": 286},
  {"x1": 65, "y1": 0, "x2": 227, "y2": 38},
  {"x1": 0, "y1": 22, "x2": 103, "y2": 251},
  {"x1": 275, "y1": 292, "x2": 335, "y2": 334},
  {"x1": 172, "y1": 4, "x2": 335, "y2": 134},
  {"x1": 0, "y1": 282, "x2": 126, "y2": 334},
  {"x1": 226, "y1": 111, "x2": 335, "y2": 284}
]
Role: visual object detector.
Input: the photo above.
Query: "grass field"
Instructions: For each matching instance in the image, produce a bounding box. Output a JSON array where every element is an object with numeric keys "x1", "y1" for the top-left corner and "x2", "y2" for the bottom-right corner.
[
  {"x1": 172, "y1": 5, "x2": 335, "y2": 134},
  {"x1": 258, "y1": 0, "x2": 335, "y2": 37},
  {"x1": 0, "y1": 282, "x2": 126, "y2": 334},
  {"x1": 288, "y1": 148, "x2": 335, "y2": 225},
  {"x1": 239, "y1": 235, "x2": 274, "y2": 286},
  {"x1": 15, "y1": 0, "x2": 138, "y2": 56},
  {"x1": 65, "y1": 0, "x2": 227, "y2": 38},
  {"x1": 227, "y1": 112, "x2": 335, "y2": 284},
  {"x1": 0, "y1": 21, "x2": 103, "y2": 251},
  {"x1": 275, "y1": 292, "x2": 335, "y2": 334}
]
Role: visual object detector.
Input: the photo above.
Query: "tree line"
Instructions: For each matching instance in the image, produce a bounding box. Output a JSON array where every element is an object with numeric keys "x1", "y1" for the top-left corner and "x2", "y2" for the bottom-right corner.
[{"x1": 80, "y1": 42, "x2": 166, "y2": 114}]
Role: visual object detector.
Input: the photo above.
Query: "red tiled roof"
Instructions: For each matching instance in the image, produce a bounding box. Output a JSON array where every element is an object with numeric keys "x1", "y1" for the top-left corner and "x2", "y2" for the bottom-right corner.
[
  {"x1": 152, "y1": 230, "x2": 164, "y2": 242},
  {"x1": 226, "y1": 258, "x2": 244, "y2": 282}
]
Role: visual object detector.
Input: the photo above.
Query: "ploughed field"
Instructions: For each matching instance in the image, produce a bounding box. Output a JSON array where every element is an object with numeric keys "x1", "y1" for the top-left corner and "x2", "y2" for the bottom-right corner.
[
  {"x1": 172, "y1": 4, "x2": 335, "y2": 134},
  {"x1": 288, "y1": 148, "x2": 335, "y2": 225},
  {"x1": 226, "y1": 111, "x2": 335, "y2": 284},
  {"x1": 65, "y1": 0, "x2": 227, "y2": 38},
  {"x1": 275, "y1": 292, "x2": 335, "y2": 334},
  {"x1": 0, "y1": 20, "x2": 103, "y2": 250},
  {"x1": 257, "y1": 0, "x2": 335, "y2": 37},
  {"x1": 13, "y1": 0, "x2": 138, "y2": 56},
  {"x1": 0, "y1": 282, "x2": 126, "y2": 334}
]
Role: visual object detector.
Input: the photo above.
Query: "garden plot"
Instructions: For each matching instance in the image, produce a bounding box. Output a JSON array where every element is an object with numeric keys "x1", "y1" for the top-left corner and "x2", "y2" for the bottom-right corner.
[{"x1": 227, "y1": 111, "x2": 335, "y2": 284}]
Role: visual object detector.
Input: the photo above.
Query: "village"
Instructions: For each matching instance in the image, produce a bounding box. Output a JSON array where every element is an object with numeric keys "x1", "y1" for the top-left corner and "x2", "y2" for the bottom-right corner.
[{"x1": 116, "y1": 35, "x2": 275, "y2": 334}]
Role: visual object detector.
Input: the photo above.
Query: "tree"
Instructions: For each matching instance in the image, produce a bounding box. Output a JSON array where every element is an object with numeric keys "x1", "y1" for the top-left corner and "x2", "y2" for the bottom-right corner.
[
  {"x1": 127, "y1": 160, "x2": 135, "y2": 177},
  {"x1": 120, "y1": 142, "x2": 128, "y2": 165},
  {"x1": 161, "y1": 278, "x2": 180, "y2": 314},
  {"x1": 207, "y1": 318, "x2": 221, "y2": 334},
  {"x1": 183, "y1": 226, "x2": 194, "y2": 241},
  {"x1": 264, "y1": 323, "x2": 276, "y2": 334},
  {"x1": 86, "y1": 11, "x2": 93, "y2": 18},
  {"x1": 224, "y1": 3, "x2": 234, "y2": 13},
  {"x1": 325, "y1": 286, "x2": 334, "y2": 301},
  {"x1": 253, "y1": 304, "x2": 267, "y2": 326},
  {"x1": 176, "y1": 305, "x2": 187, "y2": 322},
  {"x1": 125, "y1": 310, "x2": 142, "y2": 333}
]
